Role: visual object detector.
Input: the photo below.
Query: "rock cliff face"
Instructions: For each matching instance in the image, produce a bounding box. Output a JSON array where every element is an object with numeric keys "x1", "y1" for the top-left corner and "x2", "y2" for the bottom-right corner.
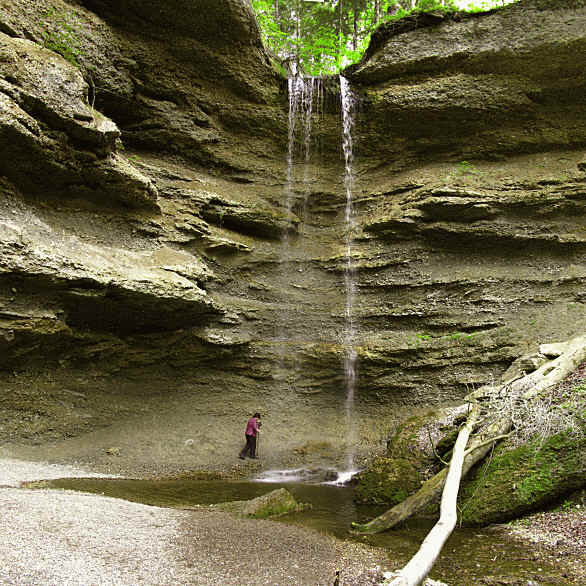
[{"x1": 0, "y1": 0, "x2": 584, "y2": 474}]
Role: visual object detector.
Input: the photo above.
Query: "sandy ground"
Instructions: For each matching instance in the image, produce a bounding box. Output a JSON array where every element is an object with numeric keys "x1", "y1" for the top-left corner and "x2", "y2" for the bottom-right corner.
[{"x1": 0, "y1": 458, "x2": 388, "y2": 586}]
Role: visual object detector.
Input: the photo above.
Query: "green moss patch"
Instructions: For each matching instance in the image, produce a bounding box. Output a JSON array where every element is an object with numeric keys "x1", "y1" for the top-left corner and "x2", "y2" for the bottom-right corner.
[
  {"x1": 215, "y1": 488, "x2": 311, "y2": 519},
  {"x1": 354, "y1": 414, "x2": 436, "y2": 505},
  {"x1": 460, "y1": 431, "x2": 586, "y2": 525}
]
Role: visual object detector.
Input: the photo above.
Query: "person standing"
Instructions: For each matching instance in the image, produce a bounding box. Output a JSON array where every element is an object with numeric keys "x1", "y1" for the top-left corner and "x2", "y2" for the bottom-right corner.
[{"x1": 239, "y1": 412, "x2": 261, "y2": 459}]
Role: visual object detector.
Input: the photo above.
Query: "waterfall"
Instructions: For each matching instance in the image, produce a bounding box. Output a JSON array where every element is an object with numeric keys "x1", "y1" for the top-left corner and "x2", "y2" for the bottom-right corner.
[
  {"x1": 340, "y1": 75, "x2": 359, "y2": 475},
  {"x1": 271, "y1": 74, "x2": 359, "y2": 485},
  {"x1": 284, "y1": 75, "x2": 321, "y2": 231},
  {"x1": 279, "y1": 75, "x2": 322, "y2": 382}
]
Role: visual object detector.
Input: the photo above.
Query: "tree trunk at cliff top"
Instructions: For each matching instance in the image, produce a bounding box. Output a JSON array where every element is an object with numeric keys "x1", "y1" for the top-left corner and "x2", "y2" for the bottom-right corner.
[
  {"x1": 353, "y1": 334, "x2": 586, "y2": 536},
  {"x1": 517, "y1": 335, "x2": 586, "y2": 400},
  {"x1": 387, "y1": 404, "x2": 480, "y2": 586}
]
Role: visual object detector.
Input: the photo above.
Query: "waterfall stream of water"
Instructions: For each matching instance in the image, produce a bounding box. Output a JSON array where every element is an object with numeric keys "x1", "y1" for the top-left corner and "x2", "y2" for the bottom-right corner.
[
  {"x1": 280, "y1": 76, "x2": 322, "y2": 383},
  {"x1": 279, "y1": 75, "x2": 358, "y2": 483},
  {"x1": 340, "y1": 75, "x2": 359, "y2": 476}
]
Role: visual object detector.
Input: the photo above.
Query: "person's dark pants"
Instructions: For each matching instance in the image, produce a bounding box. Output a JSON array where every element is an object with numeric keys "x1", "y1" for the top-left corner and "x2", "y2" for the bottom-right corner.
[{"x1": 239, "y1": 434, "x2": 257, "y2": 459}]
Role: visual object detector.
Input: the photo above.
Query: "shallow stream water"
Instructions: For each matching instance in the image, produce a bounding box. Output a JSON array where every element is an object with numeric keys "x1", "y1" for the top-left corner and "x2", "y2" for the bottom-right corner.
[{"x1": 38, "y1": 476, "x2": 575, "y2": 585}]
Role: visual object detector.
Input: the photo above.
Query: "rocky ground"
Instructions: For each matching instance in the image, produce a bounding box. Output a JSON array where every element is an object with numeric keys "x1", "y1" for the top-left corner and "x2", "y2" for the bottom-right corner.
[
  {"x1": 503, "y1": 496, "x2": 586, "y2": 586},
  {"x1": 2, "y1": 457, "x2": 584, "y2": 585}
]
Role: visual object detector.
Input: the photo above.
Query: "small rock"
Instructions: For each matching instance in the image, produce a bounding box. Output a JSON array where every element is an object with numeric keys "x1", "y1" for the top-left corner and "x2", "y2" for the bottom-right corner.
[{"x1": 539, "y1": 342, "x2": 567, "y2": 357}]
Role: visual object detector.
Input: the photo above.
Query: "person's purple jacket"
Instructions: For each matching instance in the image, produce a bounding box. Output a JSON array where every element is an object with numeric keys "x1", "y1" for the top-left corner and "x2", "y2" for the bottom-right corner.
[{"x1": 245, "y1": 417, "x2": 259, "y2": 437}]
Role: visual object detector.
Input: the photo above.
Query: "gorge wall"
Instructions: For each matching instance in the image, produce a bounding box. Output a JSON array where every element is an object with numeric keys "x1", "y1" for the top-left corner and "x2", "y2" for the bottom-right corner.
[{"x1": 0, "y1": 0, "x2": 584, "y2": 474}]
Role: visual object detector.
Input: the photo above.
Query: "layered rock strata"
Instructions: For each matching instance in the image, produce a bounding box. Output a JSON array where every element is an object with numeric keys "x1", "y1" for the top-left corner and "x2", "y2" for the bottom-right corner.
[{"x1": 0, "y1": 0, "x2": 583, "y2": 473}]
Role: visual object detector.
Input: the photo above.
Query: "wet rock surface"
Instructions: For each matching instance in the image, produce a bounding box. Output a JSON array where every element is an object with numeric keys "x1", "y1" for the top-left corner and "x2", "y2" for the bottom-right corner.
[{"x1": 213, "y1": 487, "x2": 311, "y2": 519}]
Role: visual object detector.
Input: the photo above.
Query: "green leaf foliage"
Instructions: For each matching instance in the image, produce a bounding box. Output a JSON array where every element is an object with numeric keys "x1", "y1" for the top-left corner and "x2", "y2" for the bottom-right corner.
[
  {"x1": 41, "y1": 8, "x2": 84, "y2": 68},
  {"x1": 252, "y1": 0, "x2": 518, "y2": 76}
]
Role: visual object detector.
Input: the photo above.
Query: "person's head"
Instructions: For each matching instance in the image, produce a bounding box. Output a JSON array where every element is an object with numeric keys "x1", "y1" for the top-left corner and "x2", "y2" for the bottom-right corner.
[{"x1": 253, "y1": 412, "x2": 261, "y2": 419}]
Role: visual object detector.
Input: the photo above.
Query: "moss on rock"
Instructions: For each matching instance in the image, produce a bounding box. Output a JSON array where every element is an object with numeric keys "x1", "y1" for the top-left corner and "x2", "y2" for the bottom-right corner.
[
  {"x1": 354, "y1": 414, "x2": 436, "y2": 504},
  {"x1": 215, "y1": 487, "x2": 311, "y2": 519},
  {"x1": 459, "y1": 431, "x2": 586, "y2": 525}
]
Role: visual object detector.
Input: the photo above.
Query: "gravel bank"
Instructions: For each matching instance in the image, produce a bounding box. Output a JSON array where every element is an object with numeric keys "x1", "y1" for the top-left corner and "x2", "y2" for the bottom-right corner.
[
  {"x1": 0, "y1": 459, "x2": 388, "y2": 586},
  {"x1": 0, "y1": 457, "x2": 117, "y2": 487}
]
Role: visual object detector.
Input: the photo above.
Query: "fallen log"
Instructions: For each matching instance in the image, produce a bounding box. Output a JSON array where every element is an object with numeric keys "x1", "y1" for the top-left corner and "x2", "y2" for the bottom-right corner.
[
  {"x1": 386, "y1": 404, "x2": 480, "y2": 586},
  {"x1": 353, "y1": 334, "x2": 585, "y2": 536},
  {"x1": 352, "y1": 409, "x2": 510, "y2": 534},
  {"x1": 516, "y1": 334, "x2": 585, "y2": 399}
]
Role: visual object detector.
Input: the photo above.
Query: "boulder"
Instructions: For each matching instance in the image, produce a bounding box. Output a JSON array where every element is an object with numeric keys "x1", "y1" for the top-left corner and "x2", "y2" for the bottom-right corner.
[
  {"x1": 459, "y1": 431, "x2": 586, "y2": 525},
  {"x1": 355, "y1": 415, "x2": 436, "y2": 505},
  {"x1": 214, "y1": 488, "x2": 311, "y2": 519}
]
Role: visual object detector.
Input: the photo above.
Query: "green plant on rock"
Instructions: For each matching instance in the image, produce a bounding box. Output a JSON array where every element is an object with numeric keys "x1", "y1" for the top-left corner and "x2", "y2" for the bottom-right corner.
[
  {"x1": 41, "y1": 8, "x2": 84, "y2": 68},
  {"x1": 442, "y1": 331, "x2": 475, "y2": 343},
  {"x1": 442, "y1": 160, "x2": 484, "y2": 183},
  {"x1": 454, "y1": 160, "x2": 481, "y2": 176}
]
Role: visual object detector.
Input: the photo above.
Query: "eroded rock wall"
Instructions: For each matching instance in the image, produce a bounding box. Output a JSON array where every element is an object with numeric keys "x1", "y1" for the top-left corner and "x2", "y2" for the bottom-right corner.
[{"x1": 0, "y1": 0, "x2": 584, "y2": 473}]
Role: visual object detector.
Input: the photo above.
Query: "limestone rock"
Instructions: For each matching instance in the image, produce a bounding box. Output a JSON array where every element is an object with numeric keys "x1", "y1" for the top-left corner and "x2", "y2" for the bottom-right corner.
[
  {"x1": 201, "y1": 197, "x2": 298, "y2": 240},
  {"x1": 77, "y1": 0, "x2": 279, "y2": 104},
  {"x1": 350, "y1": 0, "x2": 586, "y2": 84},
  {"x1": 416, "y1": 196, "x2": 497, "y2": 222},
  {"x1": 0, "y1": 206, "x2": 220, "y2": 335},
  {"x1": 84, "y1": 0, "x2": 263, "y2": 47},
  {"x1": 214, "y1": 488, "x2": 311, "y2": 519},
  {"x1": 364, "y1": 181, "x2": 586, "y2": 247},
  {"x1": 0, "y1": 33, "x2": 157, "y2": 209},
  {"x1": 0, "y1": 0, "x2": 583, "y2": 478},
  {"x1": 349, "y1": 0, "x2": 586, "y2": 161}
]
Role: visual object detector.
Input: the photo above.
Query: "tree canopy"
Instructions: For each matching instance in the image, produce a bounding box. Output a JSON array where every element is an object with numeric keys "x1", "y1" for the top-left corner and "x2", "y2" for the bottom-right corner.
[{"x1": 251, "y1": 0, "x2": 517, "y2": 76}]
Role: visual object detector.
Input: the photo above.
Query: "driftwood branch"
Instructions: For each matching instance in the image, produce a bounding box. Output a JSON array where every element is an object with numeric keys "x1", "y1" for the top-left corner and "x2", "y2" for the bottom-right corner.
[{"x1": 463, "y1": 433, "x2": 511, "y2": 457}]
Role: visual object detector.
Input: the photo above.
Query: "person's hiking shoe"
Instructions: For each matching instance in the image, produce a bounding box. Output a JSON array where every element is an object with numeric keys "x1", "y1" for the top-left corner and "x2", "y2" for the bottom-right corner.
[{"x1": 238, "y1": 455, "x2": 245, "y2": 460}]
